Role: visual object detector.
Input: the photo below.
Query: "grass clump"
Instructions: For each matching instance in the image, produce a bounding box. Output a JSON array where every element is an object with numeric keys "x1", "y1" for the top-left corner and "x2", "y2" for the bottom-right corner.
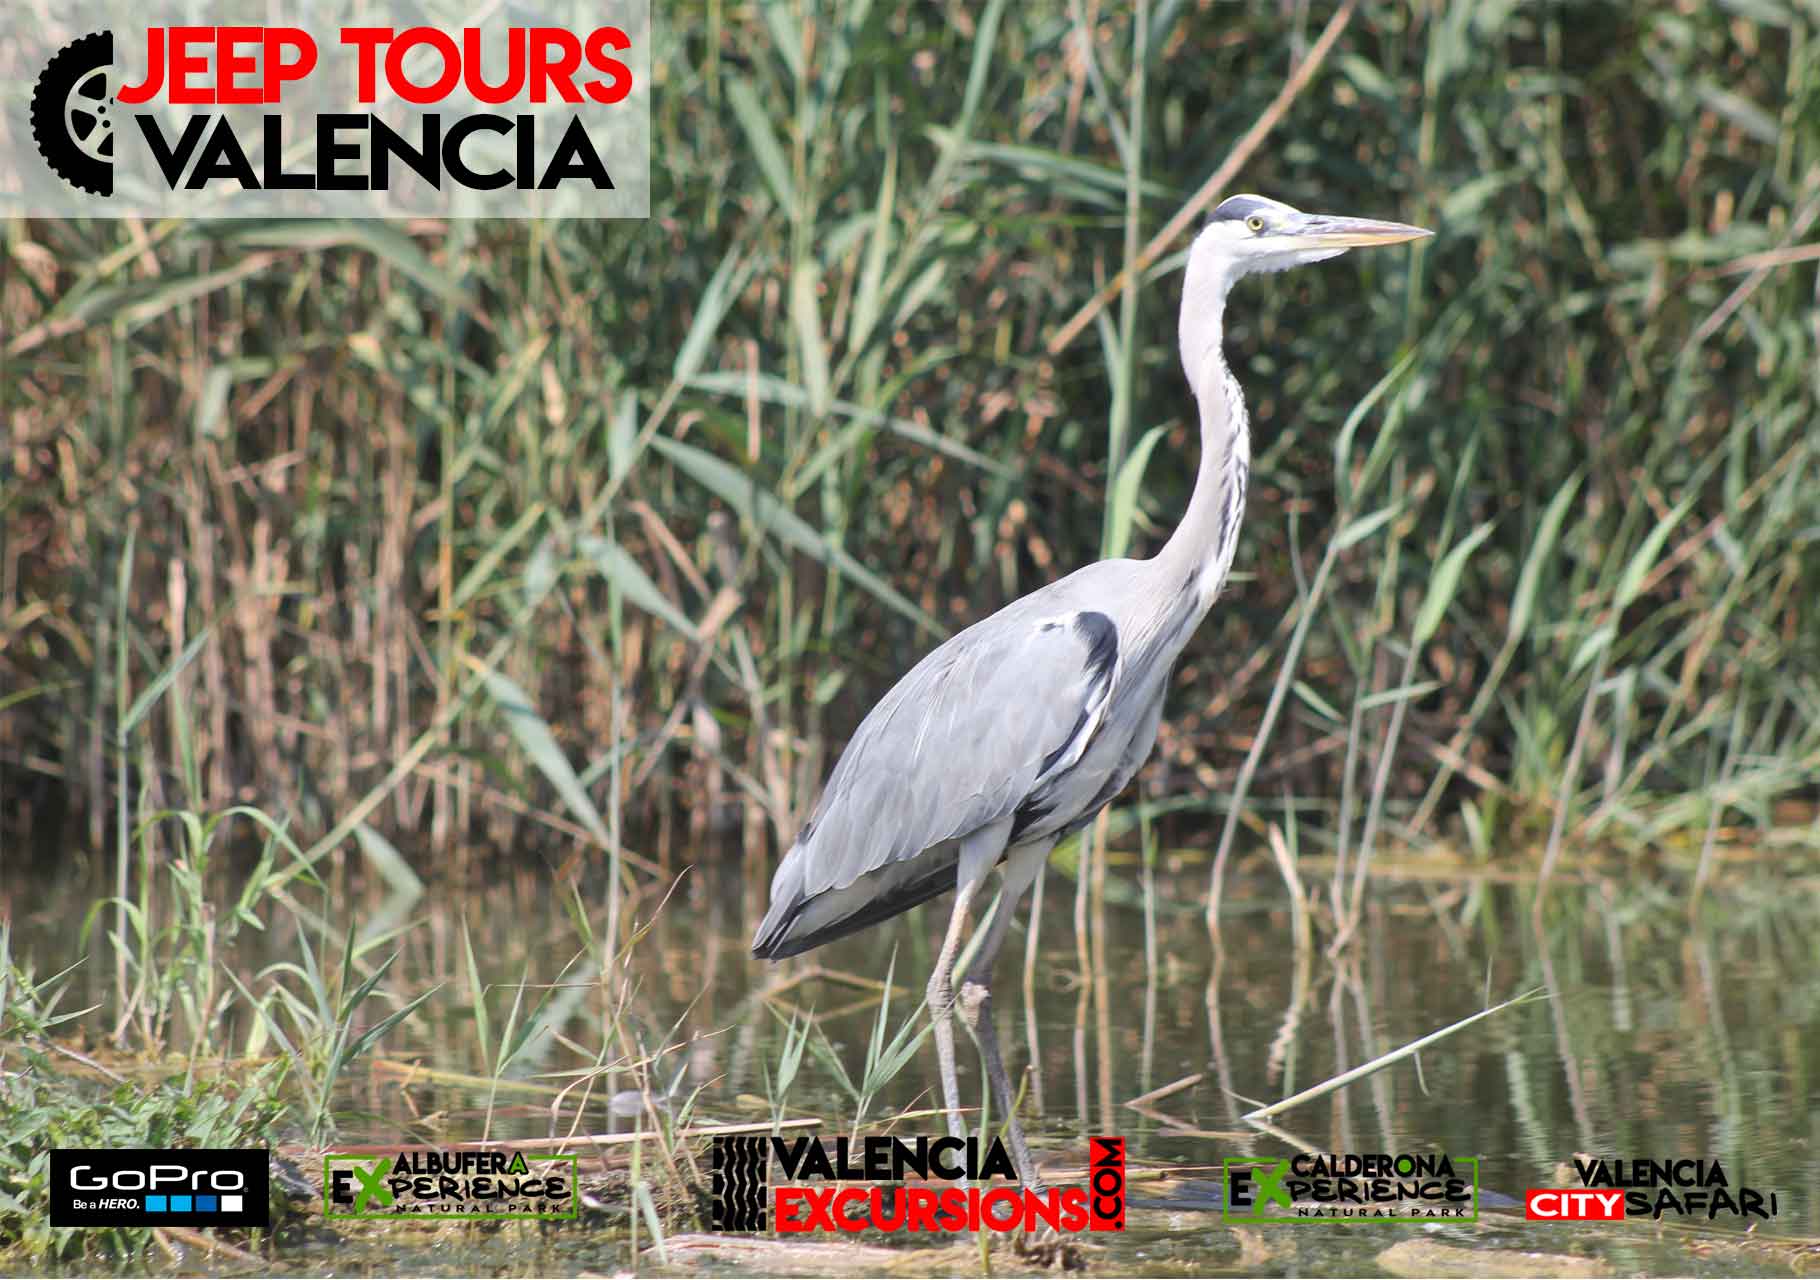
[
  {"x1": 0, "y1": 1064, "x2": 288, "y2": 1266},
  {"x1": 0, "y1": 927, "x2": 289, "y2": 1265}
]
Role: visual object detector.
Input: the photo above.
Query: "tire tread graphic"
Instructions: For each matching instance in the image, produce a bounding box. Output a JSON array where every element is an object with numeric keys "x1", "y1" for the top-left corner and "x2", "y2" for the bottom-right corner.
[
  {"x1": 32, "y1": 32, "x2": 116, "y2": 197},
  {"x1": 710, "y1": 1135, "x2": 767, "y2": 1230}
]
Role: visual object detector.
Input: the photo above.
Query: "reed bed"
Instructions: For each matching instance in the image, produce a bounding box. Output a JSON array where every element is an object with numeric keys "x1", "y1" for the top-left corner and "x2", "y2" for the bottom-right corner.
[{"x1": 6, "y1": 2, "x2": 1816, "y2": 898}]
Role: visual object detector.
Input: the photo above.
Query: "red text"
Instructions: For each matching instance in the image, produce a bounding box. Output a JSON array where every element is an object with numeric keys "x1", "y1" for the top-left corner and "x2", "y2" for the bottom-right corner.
[{"x1": 1525, "y1": 1189, "x2": 1626, "y2": 1221}]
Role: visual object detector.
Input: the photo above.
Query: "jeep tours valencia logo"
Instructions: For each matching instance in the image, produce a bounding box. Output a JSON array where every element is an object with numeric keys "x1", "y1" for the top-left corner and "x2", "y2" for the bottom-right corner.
[{"x1": 7, "y1": 4, "x2": 649, "y2": 218}]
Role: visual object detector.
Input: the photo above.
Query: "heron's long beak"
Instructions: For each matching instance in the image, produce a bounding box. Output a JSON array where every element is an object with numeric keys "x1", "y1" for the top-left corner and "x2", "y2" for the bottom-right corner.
[{"x1": 1294, "y1": 214, "x2": 1433, "y2": 248}]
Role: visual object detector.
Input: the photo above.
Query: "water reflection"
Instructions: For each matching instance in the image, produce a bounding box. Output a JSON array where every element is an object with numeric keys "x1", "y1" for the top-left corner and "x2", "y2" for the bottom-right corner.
[{"x1": 10, "y1": 849, "x2": 1817, "y2": 1270}]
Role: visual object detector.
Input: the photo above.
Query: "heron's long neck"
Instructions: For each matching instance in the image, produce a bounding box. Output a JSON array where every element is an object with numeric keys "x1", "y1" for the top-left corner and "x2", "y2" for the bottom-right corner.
[{"x1": 1156, "y1": 295, "x2": 1250, "y2": 612}]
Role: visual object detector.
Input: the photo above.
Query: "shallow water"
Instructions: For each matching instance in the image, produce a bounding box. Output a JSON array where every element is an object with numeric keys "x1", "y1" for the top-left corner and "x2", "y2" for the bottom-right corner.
[{"x1": 11, "y1": 849, "x2": 1818, "y2": 1275}]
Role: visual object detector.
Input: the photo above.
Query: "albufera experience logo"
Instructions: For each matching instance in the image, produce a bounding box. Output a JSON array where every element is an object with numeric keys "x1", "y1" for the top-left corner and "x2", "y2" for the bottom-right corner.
[
  {"x1": 325, "y1": 1149, "x2": 578, "y2": 1221},
  {"x1": 3, "y1": 2, "x2": 649, "y2": 218}
]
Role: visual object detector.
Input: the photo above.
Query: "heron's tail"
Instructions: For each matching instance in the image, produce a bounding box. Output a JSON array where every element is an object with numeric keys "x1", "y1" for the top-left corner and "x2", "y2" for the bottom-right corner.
[
  {"x1": 750, "y1": 848, "x2": 808, "y2": 959},
  {"x1": 751, "y1": 843, "x2": 960, "y2": 960},
  {"x1": 749, "y1": 900, "x2": 801, "y2": 959}
]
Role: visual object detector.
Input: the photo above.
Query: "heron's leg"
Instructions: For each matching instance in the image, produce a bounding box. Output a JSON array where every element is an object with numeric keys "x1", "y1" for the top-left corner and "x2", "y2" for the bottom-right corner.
[
  {"x1": 956, "y1": 839, "x2": 1053, "y2": 1190},
  {"x1": 926, "y1": 874, "x2": 981, "y2": 1144},
  {"x1": 927, "y1": 819, "x2": 1015, "y2": 1145}
]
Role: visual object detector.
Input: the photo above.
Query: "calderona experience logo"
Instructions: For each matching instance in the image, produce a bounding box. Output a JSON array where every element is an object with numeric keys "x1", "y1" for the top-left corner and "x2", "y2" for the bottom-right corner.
[
  {"x1": 1526, "y1": 1156, "x2": 1779, "y2": 1224},
  {"x1": 710, "y1": 1134, "x2": 1126, "y2": 1234},
  {"x1": 3, "y1": 2, "x2": 650, "y2": 218},
  {"x1": 324, "y1": 1149, "x2": 578, "y2": 1221},
  {"x1": 1223, "y1": 1152, "x2": 1479, "y2": 1223}
]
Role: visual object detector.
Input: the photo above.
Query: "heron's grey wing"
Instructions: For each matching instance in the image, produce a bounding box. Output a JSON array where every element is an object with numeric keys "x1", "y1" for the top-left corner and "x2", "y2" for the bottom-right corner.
[{"x1": 751, "y1": 606, "x2": 1119, "y2": 957}]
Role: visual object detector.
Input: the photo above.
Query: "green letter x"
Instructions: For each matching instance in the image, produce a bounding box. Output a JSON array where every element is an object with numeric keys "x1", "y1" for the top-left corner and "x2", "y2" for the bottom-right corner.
[
  {"x1": 350, "y1": 1157, "x2": 395, "y2": 1212},
  {"x1": 1254, "y1": 1159, "x2": 1292, "y2": 1210}
]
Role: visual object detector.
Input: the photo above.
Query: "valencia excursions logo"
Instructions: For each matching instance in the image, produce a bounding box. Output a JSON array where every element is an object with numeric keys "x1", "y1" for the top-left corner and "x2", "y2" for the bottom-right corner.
[
  {"x1": 1526, "y1": 1156, "x2": 1779, "y2": 1224},
  {"x1": 325, "y1": 1148, "x2": 577, "y2": 1221},
  {"x1": 1223, "y1": 1152, "x2": 1479, "y2": 1223},
  {"x1": 710, "y1": 1133, "x2": 1126, "y2": 1234},
  {"x1": 7, "y1": 4, "x2": 650, "y2": 218}
]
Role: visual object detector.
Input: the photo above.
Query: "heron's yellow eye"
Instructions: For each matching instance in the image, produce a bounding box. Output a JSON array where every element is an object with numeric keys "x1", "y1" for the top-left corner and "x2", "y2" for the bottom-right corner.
[{"x1": 1246, "y1": 215, "x2": 1267, "y2": 233}]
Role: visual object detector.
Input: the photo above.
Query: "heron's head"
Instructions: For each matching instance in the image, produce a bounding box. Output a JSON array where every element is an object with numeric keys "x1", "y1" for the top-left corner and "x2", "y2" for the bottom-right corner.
[
  {"x1": 1192, "y1": 194, "x2": 1432, "y2": 279},
  {"x1": 1178, "y1": 195, "x2": 1430, "y2": 392}
]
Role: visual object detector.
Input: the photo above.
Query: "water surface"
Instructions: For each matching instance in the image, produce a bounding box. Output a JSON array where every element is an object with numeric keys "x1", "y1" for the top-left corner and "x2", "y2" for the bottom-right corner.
[{"x1": 12, "y1": 849, "x2": 1816, "y2": 1276}]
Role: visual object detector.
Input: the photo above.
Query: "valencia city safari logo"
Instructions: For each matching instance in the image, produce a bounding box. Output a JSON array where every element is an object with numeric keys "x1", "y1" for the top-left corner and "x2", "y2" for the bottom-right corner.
[{"x1": 1526, "y1": 1156, "x2": 1779, "y2": 1224}]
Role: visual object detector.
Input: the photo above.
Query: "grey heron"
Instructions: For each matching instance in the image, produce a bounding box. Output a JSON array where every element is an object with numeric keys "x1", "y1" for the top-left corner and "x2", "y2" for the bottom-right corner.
[{"x1": 752, "y1": 194, "x2": 1430, "y2": 1187}]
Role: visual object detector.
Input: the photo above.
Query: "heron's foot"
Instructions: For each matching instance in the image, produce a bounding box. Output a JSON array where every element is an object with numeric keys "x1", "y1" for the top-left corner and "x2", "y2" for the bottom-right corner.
[
  {"x1": 955, "y1": 978, "x2": 989, "y2": 1027},
  {"x1": 926, "y1": 966, "x2": 969, "y2": 1143},
  {"x1": 926, "y1": 968, "x2": 954, "y2": 1018},
  {"x1": 1014, "y1": 1222, "x2": 1084, "y2": 1270}
]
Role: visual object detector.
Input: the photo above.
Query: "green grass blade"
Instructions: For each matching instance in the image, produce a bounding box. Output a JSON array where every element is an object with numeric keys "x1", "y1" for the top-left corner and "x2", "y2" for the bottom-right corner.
[
  {"x1": 577, "y1": 534, "x2": 701, "y2": 641},
  {"x1": 121, "y1": 628, "x2": 213, "y2": 737},
  {"x1": 727, "y1": 77, "x2": 796, "y2": 209},
  {"x1": 352, "y1": 822, "x2": 425, "y2": 897},
  {"x1": 453, "y1": 503, "x2": 547, "y2": 610},
  {"x1": 219, "y1": 221, "x2": 475, "y2": 310},
  {"x1": 687, "y1": 372, "x2": 1012, "y2": 476},
  {"x1": 477, "y1": 667, "x2": 612, "y2": 847},
  {"x1": 650, "y1": 434, "x2": 942, "y2": 633},
  {"x1": 1335, "y1": 505, "x2": 1403, "y2": 551},
  {"x1": 673, "y1": 244, "x2": 756, "y2": 387},
  {"x1": 1243, "y1": 988, "x2": 1546, "y2": 1121},
  {"x1": 1413, "y1": 520, "x2": 1495, "y2": 645},
  {"x1": 1616, "y1": 496, "x2": 1694, "y2": 609},
  {"x1": 341, "y1": 986, "x2": 441, "y2": 1067},
  {"x1": 1332, "y1": 347, "x2": 1419, "y2": 500},
  {"x1": 791, "y1": 264, "x2": 833, "y2": 418},
  {"x1": 1105, "y1": 424, "x2": 1168, "y2": 560},
  {"x1": 462, "y1": 920, "x2": 493, "y2": 1073},
  {"x1": 1507, "y1": 473, "x2": 1583, "y2": 645},
  {"x1": 847, "y1": 147, "x2": 898, "y2": 357}
]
